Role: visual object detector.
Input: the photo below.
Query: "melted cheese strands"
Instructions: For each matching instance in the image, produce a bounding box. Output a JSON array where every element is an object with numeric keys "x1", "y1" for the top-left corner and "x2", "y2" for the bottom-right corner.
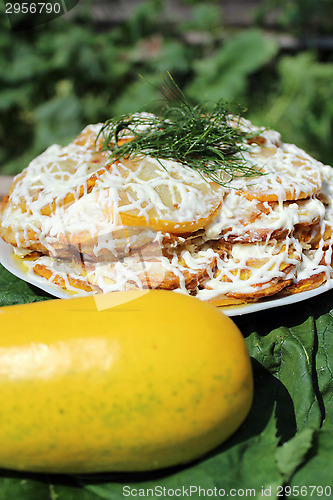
[{"x1": 1, "y1": 114, "x2": 333, "y2": 307}]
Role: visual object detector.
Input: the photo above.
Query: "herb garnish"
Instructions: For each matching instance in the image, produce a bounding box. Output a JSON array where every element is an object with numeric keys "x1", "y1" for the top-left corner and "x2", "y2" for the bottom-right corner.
[{"x1": 97, "y1": 79, "x2": 260, "y2": 186}]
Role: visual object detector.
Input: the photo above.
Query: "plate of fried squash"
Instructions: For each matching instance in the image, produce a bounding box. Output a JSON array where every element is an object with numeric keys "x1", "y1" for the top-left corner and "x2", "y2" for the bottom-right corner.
[{"x1": 1, "y1": 101, "x2": 333, "y2": 315}]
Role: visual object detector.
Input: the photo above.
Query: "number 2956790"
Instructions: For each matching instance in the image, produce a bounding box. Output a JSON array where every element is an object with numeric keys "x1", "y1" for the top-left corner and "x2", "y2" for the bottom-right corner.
[{"x1": 5, "y1": 2, "x2": 64, "y2": 15}]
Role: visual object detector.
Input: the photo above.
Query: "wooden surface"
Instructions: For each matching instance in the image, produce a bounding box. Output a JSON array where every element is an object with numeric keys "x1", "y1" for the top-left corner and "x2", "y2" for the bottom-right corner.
[{"x1": 0, "y1": 176, "x2": 14, "y2": 201}]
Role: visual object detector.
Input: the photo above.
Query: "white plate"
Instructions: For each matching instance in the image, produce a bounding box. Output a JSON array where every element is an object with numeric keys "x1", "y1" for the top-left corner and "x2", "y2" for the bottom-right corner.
[
  {"x1": 1, "y1": 238, "x2": 332, "y2": 316},
  {"x1": 0, "y1": 239, "x2": 79, "y2": 299}
]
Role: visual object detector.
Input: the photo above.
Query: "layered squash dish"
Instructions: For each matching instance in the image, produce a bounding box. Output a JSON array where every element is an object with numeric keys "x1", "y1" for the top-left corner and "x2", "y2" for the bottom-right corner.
[{"x1": 1, "y1": 105, "x2": 333, "y2": 307}]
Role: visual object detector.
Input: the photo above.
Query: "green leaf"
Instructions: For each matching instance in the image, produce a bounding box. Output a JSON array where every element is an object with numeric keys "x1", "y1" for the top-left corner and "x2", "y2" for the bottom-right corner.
[
  {"x1": 243, "y1": 304, "x2": 322, "y2": 439},
  {"x1": 0, "y1": 264, "x2": 51, "y2": 306},
  {"x1": 152, "y1": 40, "x2": 191, "y2": 74},
  {"x1": 52, "y1": 482, "x2": 102, "y2": 500},
  {"x1": 311, "y1": 302, "x2": 333, "y2": 432},
  {"x1": 110, "y1": 75, "x2": 162, "y2": 116},
  {"x1": 0, "y1": 44, "x2": 43, "y2": 83},
  {"x1": 186, "y1": 29, "x2": 278, "y2": 102},
  {"x1": 0, "y1": 474, "x2": 99, "y2": 500},
  {"x1": 275, "y1": 428, "x2": 314, "y2": 481},
  {"x1": 0, "y1": 85, "x2": 34, "y2": 111},
  {"x1": 289, "y1": 429, "x2": 333, "y2": 494},
  {"x1": 250, "y1": 52, "x2": 333, "y2": 164},
  {"x1": 32, "y1": 94, "x2": 83, "y2": 152},
  {"x1": 0, "y1": 476, "x2": 49, "y2": 500}
]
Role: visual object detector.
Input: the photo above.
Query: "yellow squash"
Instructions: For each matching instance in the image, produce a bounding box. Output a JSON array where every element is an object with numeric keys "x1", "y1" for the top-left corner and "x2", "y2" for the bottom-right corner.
[{"x1": 0, "y1": 290, "x2": 253, "y2": 473}]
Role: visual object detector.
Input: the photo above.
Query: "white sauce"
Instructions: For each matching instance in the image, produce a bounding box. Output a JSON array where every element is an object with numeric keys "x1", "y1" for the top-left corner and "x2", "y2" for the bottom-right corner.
[{"x1": 2, "y1": 114, "x2": 333, "y2": 304}]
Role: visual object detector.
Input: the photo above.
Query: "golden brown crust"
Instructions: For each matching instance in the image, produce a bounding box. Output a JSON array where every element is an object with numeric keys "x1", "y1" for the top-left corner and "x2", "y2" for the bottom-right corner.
[
  {"x1": 210, "y1": 279, "x2": 293, "y2": 307},
  {"x1": 33, "y1": 263, "x2": 100, "y2": 293},
  {"x1": 1, "y1": 119, "x2": 333, "y2": 307}
]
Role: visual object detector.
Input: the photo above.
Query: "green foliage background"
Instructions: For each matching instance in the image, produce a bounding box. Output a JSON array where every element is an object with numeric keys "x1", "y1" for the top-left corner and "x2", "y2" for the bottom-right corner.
[{"x1": 0, "y1": 0, "x2": 333, "y2": 175}]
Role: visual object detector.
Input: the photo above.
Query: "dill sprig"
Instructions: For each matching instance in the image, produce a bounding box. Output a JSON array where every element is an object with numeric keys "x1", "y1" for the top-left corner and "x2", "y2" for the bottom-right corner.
[{"x1": 97, "y1": 80, "x2": 259, "y2": 186}]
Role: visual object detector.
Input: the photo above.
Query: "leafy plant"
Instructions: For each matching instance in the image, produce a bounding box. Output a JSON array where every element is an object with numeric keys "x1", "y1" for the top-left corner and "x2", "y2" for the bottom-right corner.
[
  {"x1": 1, "y1": 0, "x2": 333, "y2": 178},
  {"x1": 185, "y1": 29, "x2": 278, "y2": 103},
  {"x1": 0, "y1": 1, "x2": 279, "y2": 175},
  {"x1": 248, "y1": 52, "x2": 333, "y2": 165}
]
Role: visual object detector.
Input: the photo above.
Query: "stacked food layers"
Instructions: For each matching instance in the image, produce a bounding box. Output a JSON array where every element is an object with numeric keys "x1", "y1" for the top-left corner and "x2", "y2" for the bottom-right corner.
[{"x1": 1, "y1": 114, "x2": 333, "y2": 307}]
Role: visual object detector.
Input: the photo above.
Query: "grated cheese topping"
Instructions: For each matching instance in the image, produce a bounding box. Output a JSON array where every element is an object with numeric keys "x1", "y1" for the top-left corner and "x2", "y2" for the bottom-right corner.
[{"x1": 1, "y1": 114, "x2": 333, "y2": 305}]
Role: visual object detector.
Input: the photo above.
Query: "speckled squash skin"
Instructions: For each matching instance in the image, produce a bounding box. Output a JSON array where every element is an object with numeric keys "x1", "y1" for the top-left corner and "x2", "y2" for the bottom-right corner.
[{"x1": 0, "y1": 290, "x2": 253, "y2": 473}]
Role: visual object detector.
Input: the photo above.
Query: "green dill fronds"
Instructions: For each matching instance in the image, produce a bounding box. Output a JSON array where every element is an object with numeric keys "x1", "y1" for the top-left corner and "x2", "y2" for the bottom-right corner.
[{"x1": 97, "y1": 82, "x2": 260, "y2": 186}]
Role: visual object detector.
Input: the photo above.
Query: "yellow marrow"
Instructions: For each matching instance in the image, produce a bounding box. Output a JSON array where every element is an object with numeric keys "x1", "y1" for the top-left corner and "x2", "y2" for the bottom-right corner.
[{"x1": 0, "y1": 290, "x2": 253, "y2": 473}]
